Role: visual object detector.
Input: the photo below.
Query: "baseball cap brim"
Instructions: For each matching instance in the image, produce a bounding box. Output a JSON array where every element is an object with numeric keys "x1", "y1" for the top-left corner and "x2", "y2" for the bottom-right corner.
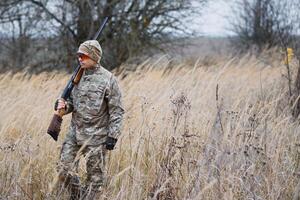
[{"x1": 77, "y1": 49, "x2": 89, "y2": 56}]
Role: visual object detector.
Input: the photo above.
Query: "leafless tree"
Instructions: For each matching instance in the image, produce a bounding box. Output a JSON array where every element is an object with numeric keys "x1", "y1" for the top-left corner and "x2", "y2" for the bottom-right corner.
[
  {"x1": 0, "y1": 1, "x2": 37, "y2": 70},
  {"x1": 230, "y1": 0, "x2": 298, "y2": 51}
]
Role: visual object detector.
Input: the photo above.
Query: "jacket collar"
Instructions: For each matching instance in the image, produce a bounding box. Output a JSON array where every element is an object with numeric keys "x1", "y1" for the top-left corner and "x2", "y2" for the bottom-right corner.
[{"x1": 84, "y1": 64, "x2": 101, "y2": 76}]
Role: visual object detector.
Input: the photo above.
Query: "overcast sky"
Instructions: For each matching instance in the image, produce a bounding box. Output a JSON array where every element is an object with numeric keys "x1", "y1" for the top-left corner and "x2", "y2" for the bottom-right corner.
[{"x1": 196, "y1": 0, "x2": 235, "y2": 37}]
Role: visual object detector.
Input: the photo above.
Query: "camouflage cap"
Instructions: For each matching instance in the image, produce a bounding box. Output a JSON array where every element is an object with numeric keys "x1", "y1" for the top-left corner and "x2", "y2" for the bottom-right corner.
[{"x1": 77, "y1": 40, "x2": 102, "y2": 63}]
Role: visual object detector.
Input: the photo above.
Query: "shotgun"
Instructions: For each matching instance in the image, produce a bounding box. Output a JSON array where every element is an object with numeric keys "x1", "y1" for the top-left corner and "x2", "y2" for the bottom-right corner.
[{"x1": 47, "y1": 17, "x2": 109, "y2": 141}]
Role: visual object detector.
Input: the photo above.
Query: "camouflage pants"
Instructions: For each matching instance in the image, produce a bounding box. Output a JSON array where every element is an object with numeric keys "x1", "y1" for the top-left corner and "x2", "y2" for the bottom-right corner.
[{"x1": 57, "y1": 132, "x2": 107, "y2": 199}]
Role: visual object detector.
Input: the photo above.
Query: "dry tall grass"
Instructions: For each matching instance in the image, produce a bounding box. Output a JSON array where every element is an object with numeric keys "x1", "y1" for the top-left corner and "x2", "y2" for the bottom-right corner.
[{"x1": 0, "y1": 53, "x2": 299, "y2": 200}]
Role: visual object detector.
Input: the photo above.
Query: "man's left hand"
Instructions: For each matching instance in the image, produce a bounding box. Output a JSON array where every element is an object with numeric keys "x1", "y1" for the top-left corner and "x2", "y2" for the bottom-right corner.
[{"x1": 106, "y1": 137, "x2": 117, "y2": 150}]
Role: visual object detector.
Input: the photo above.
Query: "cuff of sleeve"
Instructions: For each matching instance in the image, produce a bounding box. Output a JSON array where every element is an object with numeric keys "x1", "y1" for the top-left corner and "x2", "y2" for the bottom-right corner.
[
  {"x1": 65, "y1": 102, "x2": 73, "y2": 114},
  {"x1": 108, "y1": 131, "x2": 120, "y2": 140}
]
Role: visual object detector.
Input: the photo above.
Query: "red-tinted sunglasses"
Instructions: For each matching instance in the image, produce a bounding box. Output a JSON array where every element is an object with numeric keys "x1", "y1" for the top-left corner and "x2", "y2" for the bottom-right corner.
[{"x1": 77, "y1": 53, "x2": 90, "y2": 61}]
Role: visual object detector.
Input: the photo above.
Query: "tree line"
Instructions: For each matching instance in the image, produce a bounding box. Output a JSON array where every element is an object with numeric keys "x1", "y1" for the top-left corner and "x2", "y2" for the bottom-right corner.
[
  {"x1": 0, "y1": 0, "x2": 300, "y2": 71},
  {"x1": 0, "y1": 0, "x2": 207, "y2": 72}
]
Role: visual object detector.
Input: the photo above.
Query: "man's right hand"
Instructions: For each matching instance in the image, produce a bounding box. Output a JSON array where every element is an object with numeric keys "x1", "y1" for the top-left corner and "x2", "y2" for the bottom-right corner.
[{"x1": 54, "y1": 98, "x2": 67, "y2": 117}]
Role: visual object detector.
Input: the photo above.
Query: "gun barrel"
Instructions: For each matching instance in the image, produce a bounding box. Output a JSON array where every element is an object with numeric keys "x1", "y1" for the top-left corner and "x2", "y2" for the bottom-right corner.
[{"x1": 93, "y1": 17, "x2": 109, "y2": 40}]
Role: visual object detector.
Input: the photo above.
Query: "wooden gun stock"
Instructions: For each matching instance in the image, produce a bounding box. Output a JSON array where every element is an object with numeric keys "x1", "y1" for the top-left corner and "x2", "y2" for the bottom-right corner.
[{"x1": 73, "y1": 68, "x2": 84, "y2": 84}]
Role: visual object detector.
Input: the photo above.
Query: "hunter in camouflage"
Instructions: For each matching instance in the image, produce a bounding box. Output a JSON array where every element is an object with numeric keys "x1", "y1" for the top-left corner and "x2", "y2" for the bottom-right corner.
[{"x1": 55, "y1": 40, "x2": 124, "y2": 199}]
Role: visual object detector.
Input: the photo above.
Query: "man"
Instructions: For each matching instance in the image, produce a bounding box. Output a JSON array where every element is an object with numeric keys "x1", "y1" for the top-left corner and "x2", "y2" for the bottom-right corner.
[{"x1": 55, "y1": 40, "x2": 124, "y2": 199}]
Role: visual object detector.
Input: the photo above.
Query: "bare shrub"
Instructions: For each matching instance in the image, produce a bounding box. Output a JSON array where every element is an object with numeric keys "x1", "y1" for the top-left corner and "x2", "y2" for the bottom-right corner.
[{"x1": 230, "y1": 0, "x2": 298, "y2": 51}]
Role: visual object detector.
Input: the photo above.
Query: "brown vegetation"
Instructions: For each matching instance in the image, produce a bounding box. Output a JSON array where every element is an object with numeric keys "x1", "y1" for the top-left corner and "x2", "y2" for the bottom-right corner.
[{"x1": 0, "y1": 52, "x2": 299, "y2": 199}]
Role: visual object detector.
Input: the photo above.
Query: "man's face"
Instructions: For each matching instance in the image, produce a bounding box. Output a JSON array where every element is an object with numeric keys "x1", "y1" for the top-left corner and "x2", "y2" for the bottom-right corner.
[{"x1": 77, "y1": 53, "x2": 97, "y2": 69}]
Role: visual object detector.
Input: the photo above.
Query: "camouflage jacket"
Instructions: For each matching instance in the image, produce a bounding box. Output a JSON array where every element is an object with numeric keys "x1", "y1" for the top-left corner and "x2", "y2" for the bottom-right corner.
[{"x1": 65, "y1": 65, "x2": 124, "y2": 145}]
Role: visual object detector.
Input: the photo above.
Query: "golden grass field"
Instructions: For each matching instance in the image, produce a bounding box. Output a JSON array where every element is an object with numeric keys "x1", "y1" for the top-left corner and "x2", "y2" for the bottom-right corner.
[{"x1": 0, "y1": 52, "x2": 300, "y2": 199}]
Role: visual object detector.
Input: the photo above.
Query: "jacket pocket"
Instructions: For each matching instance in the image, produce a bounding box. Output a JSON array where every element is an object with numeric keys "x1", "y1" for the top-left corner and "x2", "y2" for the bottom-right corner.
[{"x1": 85, "y1": 85, "x2": 105, "y2": 115}]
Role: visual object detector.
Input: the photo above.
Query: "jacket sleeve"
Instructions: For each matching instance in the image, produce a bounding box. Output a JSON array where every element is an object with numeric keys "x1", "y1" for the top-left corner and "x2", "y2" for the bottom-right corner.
[{"x1": 106, "y1": 76, "x2": 125, "y2": 139}]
